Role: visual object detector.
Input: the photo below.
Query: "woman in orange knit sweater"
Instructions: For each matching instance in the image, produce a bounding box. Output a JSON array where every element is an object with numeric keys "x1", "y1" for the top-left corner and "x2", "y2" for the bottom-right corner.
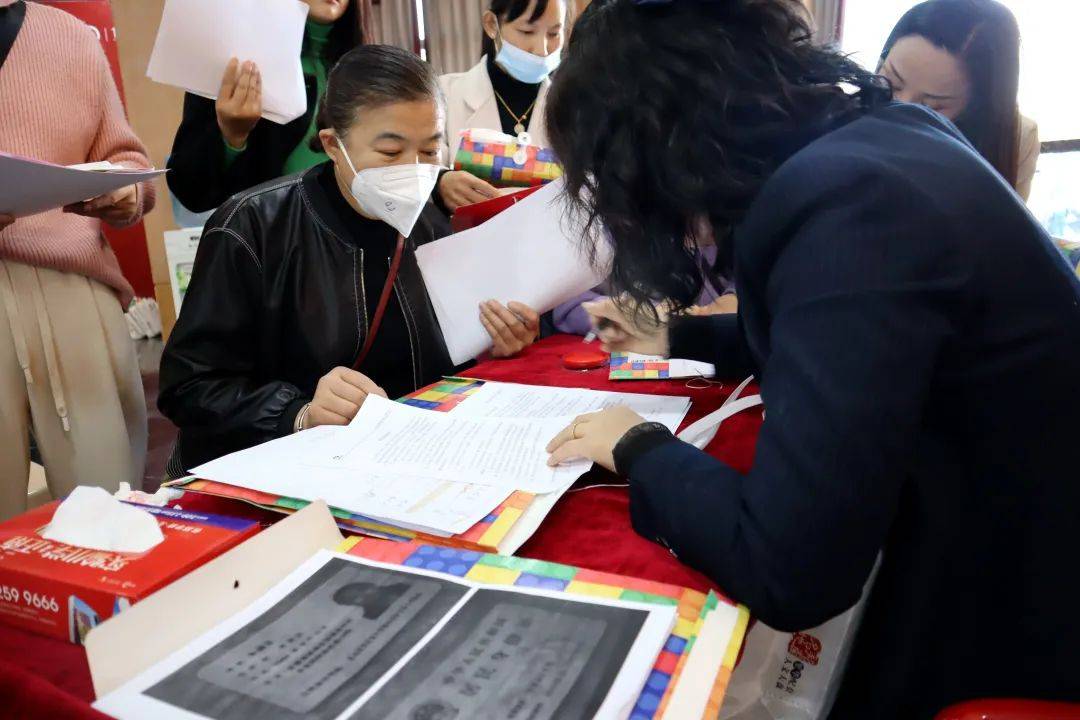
[{"x1": 0, "y1": 0, "x2": 157, "y2": 520}]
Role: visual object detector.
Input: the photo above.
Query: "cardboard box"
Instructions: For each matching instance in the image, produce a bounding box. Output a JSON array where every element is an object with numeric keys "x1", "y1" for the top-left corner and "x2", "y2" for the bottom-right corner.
[
  {"x1": 86, "y1": 501, "x2": 343, "y2": 696},
  {"x1": 85, "y1": 505, "x2": 745, "y2": 720},
  {"x1": 0, "y1": 502, "x2": 260, "y2": 644}
]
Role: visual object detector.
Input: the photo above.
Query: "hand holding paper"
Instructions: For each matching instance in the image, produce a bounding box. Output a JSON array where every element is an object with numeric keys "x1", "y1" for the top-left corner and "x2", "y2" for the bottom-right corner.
[
  {"x1": 187, "y1": 382, "x2": 691, "y2": 538},
  {"x1": 438, "y1": 170, "x2": 499, "y2": 210},
  {"x1": 63, "y1": 184, "x2": 140, "y2": 227},
  {"x1": 0, "y1": 153, "x2": 164, "y2": 219},
  {"x1": 306, "y1": 366, "x2": 387, "y2": 429},
  {"x1": 215, "y1": 59, "x2": 263, "y2": 149},
  {"x1": 147, "y1": 0, "x2": 308, "y2": 124},
  {"x1": 417, "y1": 178, "x2": 611, "y2": 364},
  {"x1": 481, "y1": 300, "x2": 540, "y2": 358}
]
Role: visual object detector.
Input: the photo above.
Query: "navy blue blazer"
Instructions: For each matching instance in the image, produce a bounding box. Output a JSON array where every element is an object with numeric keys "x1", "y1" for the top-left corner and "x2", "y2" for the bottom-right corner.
[{"x1": 624, "y1": 104, "x2": 1080, "y2": 718}]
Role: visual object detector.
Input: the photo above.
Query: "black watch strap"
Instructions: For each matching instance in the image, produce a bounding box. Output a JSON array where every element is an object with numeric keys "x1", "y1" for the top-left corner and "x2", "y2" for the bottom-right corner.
[{"x1": 613, "y1": 422, "x2": 675, "y2": 476}]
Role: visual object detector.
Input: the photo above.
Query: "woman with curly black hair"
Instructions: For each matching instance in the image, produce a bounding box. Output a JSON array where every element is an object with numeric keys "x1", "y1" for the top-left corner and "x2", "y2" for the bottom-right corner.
[{"x1": 543, "y1": 1, "x2": 1080, "y2": 716}]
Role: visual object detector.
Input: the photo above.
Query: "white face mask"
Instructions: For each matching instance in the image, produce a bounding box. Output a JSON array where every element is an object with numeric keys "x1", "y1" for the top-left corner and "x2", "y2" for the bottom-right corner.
[
  {"x1": 494, "y1": 26, "x2": 561, "y2": 84},
  {"x1": 336, "y1": 137, "x2": 442, "y2": 238}
]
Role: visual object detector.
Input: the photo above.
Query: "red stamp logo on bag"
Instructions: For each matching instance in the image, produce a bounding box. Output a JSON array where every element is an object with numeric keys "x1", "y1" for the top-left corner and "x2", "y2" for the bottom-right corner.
[{"x1": 788, "y1": 632, "x2": 822, "y2": 666}]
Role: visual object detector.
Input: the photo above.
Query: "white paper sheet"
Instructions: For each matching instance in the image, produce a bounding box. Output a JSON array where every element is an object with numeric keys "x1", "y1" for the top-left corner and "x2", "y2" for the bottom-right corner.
[
  {"x1": 318, "y1": 395, "x2": 592, "y2": 494},
  {"x1": 416, "y1": 178, "x2": 611, "y2": 364},
  {"x1": 94, "y1": 550, "x2": 676, "y2": 720},
  {"x1": 190, "y1": 426, "x2": 510, "y2": 536},
  {"x1": 147, "y1": 0, "x2": 309, "y2": 124},
  {"x1": 0, "y1": 153, "x2": 165, "y2": 218},
  {"x1": 453, "y1": 381, "x2": 692, "y2": 433}
]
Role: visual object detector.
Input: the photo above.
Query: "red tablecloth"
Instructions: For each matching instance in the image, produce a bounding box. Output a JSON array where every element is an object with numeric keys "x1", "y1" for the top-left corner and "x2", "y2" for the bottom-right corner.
[{"x1": 0, "y1": 335, "x2": 761, "y2": 717}]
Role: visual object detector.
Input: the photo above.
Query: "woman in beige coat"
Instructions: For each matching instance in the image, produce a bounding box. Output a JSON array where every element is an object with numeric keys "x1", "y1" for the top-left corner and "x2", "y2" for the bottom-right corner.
[{"x1": 435, "y1": 0, "x2": 566, "y2": 211}]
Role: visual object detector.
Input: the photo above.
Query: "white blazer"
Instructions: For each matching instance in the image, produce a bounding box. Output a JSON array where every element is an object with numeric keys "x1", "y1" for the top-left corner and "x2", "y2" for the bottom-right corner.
[{"x1": 438, "y1": 57, "x2": 552, "y2": 161}]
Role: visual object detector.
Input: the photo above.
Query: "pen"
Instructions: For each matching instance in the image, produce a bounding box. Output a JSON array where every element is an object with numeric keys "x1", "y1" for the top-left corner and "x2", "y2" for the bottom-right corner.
[{"x1": 583, "y1": 318, "x2": 614, "y2": 343}]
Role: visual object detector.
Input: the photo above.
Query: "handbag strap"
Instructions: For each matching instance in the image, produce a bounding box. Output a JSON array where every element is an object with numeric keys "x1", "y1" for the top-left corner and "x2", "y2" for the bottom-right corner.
[
  {"x1": 353, "y1": 233, "x2": 405, "y2": 371},
  {"x1": 0, "y1": 1, "x2": 25, "y2": 71}
]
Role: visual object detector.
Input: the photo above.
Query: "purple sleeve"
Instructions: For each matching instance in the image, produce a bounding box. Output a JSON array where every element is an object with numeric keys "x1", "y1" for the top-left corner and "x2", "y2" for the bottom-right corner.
[
  {"x1": 696, "y1": 245, "x2": 736, "y2": 304},
  {"x1": 553, "y1": 288, "x2": 604, "y2": 335}
]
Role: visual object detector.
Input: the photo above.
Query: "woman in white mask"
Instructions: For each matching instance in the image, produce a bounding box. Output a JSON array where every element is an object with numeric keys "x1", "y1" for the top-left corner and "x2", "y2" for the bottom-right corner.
[
  {"x1": 159, "y1": 46, "x2": 539, "y2": 475},
  {"x1": 436, "y1": 0, "x2": 567, "y2": 211}
]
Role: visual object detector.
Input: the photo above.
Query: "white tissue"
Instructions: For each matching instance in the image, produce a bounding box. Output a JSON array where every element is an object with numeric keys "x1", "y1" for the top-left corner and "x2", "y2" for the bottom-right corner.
[
  {"x1": 125, "y1": 298, "x2": 162, "y2": 340},
  {"x1": 42, "y1": 486, "x2": 165, "y2": 554}
]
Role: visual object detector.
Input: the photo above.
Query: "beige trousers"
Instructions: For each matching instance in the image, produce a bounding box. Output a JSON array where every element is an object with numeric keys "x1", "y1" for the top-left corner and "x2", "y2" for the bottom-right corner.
[{"x1": 0, "y1": 259, "x2": 146, "y2": 521}]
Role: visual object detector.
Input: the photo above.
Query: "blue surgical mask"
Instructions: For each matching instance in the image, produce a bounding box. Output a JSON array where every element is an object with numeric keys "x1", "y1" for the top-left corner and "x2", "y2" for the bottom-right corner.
[{"x1": 494, "y1": 26, "x2": 561, "y2": 84}]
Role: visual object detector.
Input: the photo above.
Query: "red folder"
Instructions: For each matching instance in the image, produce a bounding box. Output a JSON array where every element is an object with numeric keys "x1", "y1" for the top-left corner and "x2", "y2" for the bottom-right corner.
[{"x1": 450, "y1": 186, "x2": 544, "y2": 233}]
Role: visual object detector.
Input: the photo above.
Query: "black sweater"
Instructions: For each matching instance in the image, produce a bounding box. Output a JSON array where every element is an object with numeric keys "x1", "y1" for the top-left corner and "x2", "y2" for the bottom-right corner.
[
  {"x1": 166, "y1": 86, "x2": 316, "y2": 214},
  {"x1": 621, "y1": 104, "x2": 1080, "y2": 718},
  {"x1": 487, "y1": 55, "x2": 542, "y2": 136}
]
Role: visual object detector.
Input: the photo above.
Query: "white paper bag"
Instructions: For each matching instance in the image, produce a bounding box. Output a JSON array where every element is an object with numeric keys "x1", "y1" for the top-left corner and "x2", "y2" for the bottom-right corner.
[{"x1": 720, "y1": 559, "x2": 880, "y2": 720}]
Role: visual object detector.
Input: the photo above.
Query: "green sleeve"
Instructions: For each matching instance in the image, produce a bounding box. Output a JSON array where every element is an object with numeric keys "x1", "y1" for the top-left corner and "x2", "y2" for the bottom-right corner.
[{"x1": 222, "y1": 136, "x2": 246, "y2": 169}]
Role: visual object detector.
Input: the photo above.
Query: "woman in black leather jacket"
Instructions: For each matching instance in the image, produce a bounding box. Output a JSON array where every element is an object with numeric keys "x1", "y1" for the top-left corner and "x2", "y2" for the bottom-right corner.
[{"x1": 159, "y1": 46, "x2": 539, "y2": 474}]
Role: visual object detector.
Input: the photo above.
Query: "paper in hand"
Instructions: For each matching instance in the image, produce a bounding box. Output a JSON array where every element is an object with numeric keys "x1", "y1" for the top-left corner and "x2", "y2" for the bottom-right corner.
[
  {"x1": 417, "y1": 178, "x2": 611, "y2": 364},
  {"x1": 147, "y1": 0, "x2": 309, "y2": 124},
  {"x1": 0, "y1": 154, "x2": 164, "y2": 218}
]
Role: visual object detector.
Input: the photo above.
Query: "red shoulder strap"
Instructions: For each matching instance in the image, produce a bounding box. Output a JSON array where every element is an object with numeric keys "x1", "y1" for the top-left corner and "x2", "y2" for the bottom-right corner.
[{"x1": 353, "y1": 233, "x2": 405, "y2": 371}]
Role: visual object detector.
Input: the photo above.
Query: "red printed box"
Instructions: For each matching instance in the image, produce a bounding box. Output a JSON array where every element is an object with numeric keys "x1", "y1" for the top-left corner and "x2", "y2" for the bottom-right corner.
[{"x1": 0, "y1": 501, "x2": 260, "y2": 644}]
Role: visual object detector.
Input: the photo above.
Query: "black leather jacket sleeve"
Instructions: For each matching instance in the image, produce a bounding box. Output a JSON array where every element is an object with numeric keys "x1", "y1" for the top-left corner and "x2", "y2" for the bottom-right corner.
[{"x1": 158, "y1": 225, "x2": 309, "y2": 456}]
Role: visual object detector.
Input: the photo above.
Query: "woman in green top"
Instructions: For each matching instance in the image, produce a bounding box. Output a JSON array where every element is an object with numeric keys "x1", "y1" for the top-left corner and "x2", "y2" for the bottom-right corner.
[{"x1": 167, "y1": 0, "x2": 372, "y2": 212}]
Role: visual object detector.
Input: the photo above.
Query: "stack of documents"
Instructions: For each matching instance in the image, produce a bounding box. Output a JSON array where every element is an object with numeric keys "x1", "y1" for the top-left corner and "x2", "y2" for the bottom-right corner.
[
  {"x1": 167, "y1": 381, "x2": 691, "y2": 554},
  {"x1": 94, "y1": 541, "x2": 749, "y2": 720},
  {"x1": 0, "y1": 153, "x2": 165, "y2": 218},
  {"x1": 147, "y1": 0, "x2": 309, "y2": 124}
]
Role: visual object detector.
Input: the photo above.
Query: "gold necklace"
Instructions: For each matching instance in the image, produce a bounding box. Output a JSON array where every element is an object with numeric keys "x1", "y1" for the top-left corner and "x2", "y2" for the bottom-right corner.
[{"x1": 493, "y1": 89, "x2": 537, "y2": 136}]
